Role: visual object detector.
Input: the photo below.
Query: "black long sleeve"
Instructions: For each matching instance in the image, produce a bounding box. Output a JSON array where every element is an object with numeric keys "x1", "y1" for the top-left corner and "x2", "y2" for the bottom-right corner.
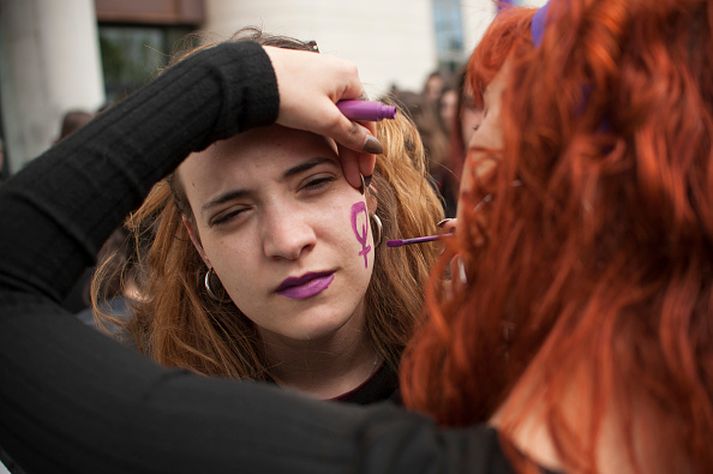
[{"x1": 0, "y1": 41, "x2": 514, "y2": 473}]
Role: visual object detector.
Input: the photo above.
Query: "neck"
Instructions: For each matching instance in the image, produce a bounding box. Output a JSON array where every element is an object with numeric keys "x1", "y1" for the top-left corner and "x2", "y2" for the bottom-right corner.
[
  {"x1": 260, "y1": 304, "x2": 381, "y2": 400},
  {"x1": 492, "y1": 355, "x2": 681, "y2": 474}
]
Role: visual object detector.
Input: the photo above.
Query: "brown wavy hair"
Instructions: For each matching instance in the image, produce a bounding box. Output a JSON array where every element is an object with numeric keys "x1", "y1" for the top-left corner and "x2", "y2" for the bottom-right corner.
[
  {"x1": 402, "y1": 0, "x2": 713, "y2": 472},
  {"x1": 92, "y1": 29, "x2": 443, "y2": 379}
]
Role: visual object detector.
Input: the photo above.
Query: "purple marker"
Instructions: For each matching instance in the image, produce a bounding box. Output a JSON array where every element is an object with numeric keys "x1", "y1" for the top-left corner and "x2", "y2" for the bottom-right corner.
[
  {"x1": 386, "y1": 233, "x2": 452, "y2": 248},
  {"x1": 337, "y1": 100, "x2": 397, "y2": 121}
]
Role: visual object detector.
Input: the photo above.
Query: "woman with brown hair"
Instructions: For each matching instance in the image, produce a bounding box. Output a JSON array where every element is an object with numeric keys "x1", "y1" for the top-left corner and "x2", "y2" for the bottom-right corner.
[
  {"x1": 89, "y1": 31, "x2": 443, "y2": 403},
  {"x1": 94, "y1": 113, "x2": 442, "y2": 403}
]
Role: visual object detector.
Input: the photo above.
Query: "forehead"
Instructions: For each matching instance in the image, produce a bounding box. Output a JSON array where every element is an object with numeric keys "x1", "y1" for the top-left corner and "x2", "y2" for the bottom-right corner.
[
  {"x1": 483, "y1": 60, "x2": 511, "y2": 107},
  {"x1": 178, "y1": 125, "x2": 338, "y2": 186}
]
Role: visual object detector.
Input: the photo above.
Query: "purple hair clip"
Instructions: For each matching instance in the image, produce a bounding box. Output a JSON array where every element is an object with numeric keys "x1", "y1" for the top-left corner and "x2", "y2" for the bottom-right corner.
[
  {"x1": 531, "y1": 1, "x2": 550, "y2": 46},
  {"x1": 530, "y1": 2, "x2": 612, "y2": 134}
]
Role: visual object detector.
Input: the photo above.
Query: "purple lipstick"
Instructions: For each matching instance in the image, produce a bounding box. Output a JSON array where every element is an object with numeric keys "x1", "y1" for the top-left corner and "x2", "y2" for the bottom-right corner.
[
  {"x1": 276, "y1": 271, "x2": 335, "y2": 300},
  {"x1": 337, "y1": 100, "x2": 397, "y2": 121}
]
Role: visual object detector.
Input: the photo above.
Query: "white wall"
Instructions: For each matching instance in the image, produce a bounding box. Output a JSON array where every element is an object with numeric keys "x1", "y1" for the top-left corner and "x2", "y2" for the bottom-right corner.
[
  {"x1": 0, "y1": 0, "x2": 105, "y2": 171},
  {"x1": 461, "y1": 0, "x2": 497, "y2": 57},
  {"x1": 203, "y1": 0, "x2": 439, "y2": 98},
  {"x1": 461, "y1": 0, "x2": 549, "y2": 59}
]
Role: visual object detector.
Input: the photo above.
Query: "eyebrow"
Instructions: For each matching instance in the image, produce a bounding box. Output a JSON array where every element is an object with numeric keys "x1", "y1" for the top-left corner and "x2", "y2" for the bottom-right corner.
[
  {"x1": 281, "y1": 157, "x2": 336, "y2": 180},
  {"x1": 201, "y1": 189, "x2": 251, "y2": 214},
  {"x1": 200, "y1": 157, "x2": 337, "y2": 214}
]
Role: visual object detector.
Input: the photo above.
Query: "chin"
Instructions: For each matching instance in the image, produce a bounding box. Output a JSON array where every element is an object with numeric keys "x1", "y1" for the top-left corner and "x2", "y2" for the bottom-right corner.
[{"x1": 284, "y1": 309, "x2": 357, "y2": 342}]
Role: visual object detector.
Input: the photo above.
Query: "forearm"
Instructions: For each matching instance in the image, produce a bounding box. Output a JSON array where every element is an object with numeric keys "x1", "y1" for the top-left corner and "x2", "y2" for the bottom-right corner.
[
  {"x1": 0, "y1": 304, "x2": 503, "y2": 474},
  {"x1": 0, "y1": 41, "x2": 278, "y2": 302}
]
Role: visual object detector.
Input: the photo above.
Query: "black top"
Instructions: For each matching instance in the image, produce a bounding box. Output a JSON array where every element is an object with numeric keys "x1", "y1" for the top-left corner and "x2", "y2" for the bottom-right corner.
[
  {"x1": 266, "y1": 363, "x2": 400, "y2": 406},
  {"x1": 0, "y1": 41, "x2": 517, "y2": 473},
  {"x1": 332, "y1": 363, "x2": 400, "y2": 405}
]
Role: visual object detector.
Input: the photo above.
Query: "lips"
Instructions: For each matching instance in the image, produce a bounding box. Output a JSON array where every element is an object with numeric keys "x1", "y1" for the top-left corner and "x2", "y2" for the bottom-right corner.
[{"x1": 276, "y1": 271, "x2": 335, "y2": 300}]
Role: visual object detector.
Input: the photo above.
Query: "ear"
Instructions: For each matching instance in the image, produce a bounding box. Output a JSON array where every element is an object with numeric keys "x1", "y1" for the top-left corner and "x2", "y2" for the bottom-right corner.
[{"x1": 181, "y1": 215, "x2": 212, "y2": 268}]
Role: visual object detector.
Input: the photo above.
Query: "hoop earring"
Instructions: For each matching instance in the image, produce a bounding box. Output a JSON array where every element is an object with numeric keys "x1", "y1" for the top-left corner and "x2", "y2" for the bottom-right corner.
[
  {"x1": 203, "y1": 267, "x2": 224, "y2": 302},
  {"x1": 370, "y1": 213, "x2": 383, "y2": 248}
]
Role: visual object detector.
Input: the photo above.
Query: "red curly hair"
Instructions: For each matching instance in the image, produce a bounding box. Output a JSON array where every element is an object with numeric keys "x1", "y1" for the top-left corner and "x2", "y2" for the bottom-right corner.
[{"x1": 402, "y1": 0, "x2": 713, "y2": 472}]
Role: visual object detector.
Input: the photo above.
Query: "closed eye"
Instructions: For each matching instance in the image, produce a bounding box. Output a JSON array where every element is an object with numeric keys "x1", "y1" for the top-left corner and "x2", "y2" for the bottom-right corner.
[
  {"x1": 300, "y1": 175, "x2": 336, "y2": 194},
  {"x1": 210, "y1": 207, "x2": 250, "y2": 227}
]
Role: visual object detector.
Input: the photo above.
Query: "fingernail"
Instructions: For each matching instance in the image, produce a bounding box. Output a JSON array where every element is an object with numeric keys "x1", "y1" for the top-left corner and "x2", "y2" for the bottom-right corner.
[
  {"x1": 364, "y1": 175, "x2": 373, "y2": 189},
  {"x1": 436, "y1": 218, "x2": 453, "y2": 228},
  {"x1": 363, "y1": 136, "x2": 384, "y2": 154}
]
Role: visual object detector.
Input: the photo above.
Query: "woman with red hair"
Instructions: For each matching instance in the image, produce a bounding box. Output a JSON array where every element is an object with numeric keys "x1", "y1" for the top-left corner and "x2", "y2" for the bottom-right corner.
[{"x1": 403, "y1": 0, "x2": 713, "y2": 472}]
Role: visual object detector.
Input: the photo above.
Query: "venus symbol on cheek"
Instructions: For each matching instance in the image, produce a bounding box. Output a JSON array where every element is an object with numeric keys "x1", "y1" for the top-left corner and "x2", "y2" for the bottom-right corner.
[{"x1": 350, "y1": 201, "x2": 371, "y2": 268}]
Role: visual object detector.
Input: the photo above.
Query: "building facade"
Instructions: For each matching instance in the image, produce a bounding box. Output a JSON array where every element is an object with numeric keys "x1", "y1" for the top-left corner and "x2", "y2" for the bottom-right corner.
[{"x1": 0, "y1": 0, "x2": 543, "y2": 174}]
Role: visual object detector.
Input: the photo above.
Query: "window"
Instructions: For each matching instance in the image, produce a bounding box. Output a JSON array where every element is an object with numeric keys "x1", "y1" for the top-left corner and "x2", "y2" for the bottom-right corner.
[
  {"x1": 432, "y1": 0, "x2": 466, "y2": 73},
  {"x1": 99, "y1": 25, "x2": 195, "y2": 103}
]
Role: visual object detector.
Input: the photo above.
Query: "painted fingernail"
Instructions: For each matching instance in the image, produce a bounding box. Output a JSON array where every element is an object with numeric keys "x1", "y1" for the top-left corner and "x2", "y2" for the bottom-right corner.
[
  {"x1": 436, "y1": 218, "x2": 453, "y2": 228},
  {"x1": 364, "y1": 175, "x2": 373, "y2": 189},
  {"x1": 363, "y1": 135, "x2": 384, "y2": 154}
]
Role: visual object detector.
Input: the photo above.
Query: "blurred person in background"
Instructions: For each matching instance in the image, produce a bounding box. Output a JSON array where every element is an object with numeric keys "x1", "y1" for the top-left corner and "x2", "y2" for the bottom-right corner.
[
  {"x1": 421, "y1": 70, "x2": 447, "y2": 106},
  {"x1": 55, "y1": 109, "x2": 95, "y2": 144},
  {"x1": 437, "y1": 81, "x2": 458, "y2": 136}
]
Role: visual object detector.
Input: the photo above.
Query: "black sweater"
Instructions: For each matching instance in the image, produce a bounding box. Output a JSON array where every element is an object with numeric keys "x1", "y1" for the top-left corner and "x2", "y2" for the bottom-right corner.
[{"x1": 0, "y1": 41, "x2": 515, "y2": 474}]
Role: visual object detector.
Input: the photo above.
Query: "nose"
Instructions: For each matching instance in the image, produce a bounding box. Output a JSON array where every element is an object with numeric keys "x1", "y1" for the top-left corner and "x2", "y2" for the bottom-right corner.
[{"x1": 261, "y1": 206, "x2": 316, "y2": 261}]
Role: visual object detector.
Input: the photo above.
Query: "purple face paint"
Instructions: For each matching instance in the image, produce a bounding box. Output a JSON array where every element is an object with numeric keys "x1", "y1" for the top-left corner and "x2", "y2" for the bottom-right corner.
[{"x1": 350, "y1": 201, "x2": 372, "y2": 268}]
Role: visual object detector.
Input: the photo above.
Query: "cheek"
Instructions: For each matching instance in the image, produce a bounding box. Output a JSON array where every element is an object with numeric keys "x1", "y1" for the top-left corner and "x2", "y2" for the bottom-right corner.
[
  {"x1": 464, "y1": 110, "x2": 503, "y2": 184},
  {"x1": 202, "y1": 236, "x2": 254, "y2": 289},
  {"x1": 461, "y1": 109, "x2": 484, "y2": 146},
  {"x1": 485, "y1": 108, "x2": 504, "y2": 150},
  {"x1": 459, "y1": 150, "x2": 477, "y2": 199}
]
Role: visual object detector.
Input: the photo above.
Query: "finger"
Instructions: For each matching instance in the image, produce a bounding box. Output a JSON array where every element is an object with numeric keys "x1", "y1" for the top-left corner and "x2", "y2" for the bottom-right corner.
[
  {"x1": 436, "y1": 218, "x2": 458, "y2": 234},
  {"x1": 357, "y1": 121, "x2": 377, "y2": 179},
  {"x1": 322, "y1": 113, "x2": 383, "y2": 156},
  {"x1": 337, "y1": 143, "x2": 364, "y2": 190},
  {"x1": 358, "y1": 153, "x2": 376, "y2": 181},
  {"x1": 334, "y1": 61, "x2": 366, "y2": 101}
]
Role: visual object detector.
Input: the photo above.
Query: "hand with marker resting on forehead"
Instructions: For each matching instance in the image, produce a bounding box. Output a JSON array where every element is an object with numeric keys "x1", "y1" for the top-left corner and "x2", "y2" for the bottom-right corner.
[{"x1": 264, "y1": 46, "x2": 380, "y2": 190}]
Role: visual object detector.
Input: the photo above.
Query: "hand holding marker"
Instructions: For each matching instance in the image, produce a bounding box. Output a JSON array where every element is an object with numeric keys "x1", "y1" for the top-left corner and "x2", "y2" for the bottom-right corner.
[{"x1": 337, "y1": 99, "x2": 451, "y2": 248}]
